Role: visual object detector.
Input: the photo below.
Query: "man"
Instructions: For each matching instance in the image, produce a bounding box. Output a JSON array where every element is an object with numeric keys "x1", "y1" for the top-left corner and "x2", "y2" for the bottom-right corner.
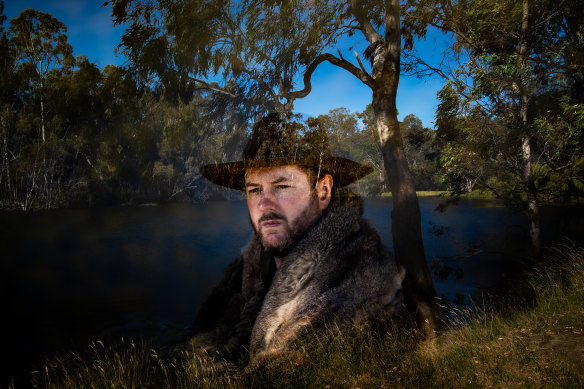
[{"x1": 193, "y1": 113, "x2": 406, "y2": 361}]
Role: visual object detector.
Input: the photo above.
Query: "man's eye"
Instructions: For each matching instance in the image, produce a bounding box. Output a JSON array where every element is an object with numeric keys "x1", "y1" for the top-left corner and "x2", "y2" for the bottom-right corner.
[
  {"x1": 275, "y1": 185, "x2": 290, "y2": 190},
  {"x1": 247, "y1": 188, "x2": 261, "y2": 195}
]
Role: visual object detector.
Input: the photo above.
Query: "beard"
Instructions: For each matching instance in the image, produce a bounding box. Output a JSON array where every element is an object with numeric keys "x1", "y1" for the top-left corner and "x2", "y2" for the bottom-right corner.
[{"x1": 252, "y1": 195, "x2": 320, "y2": 257}]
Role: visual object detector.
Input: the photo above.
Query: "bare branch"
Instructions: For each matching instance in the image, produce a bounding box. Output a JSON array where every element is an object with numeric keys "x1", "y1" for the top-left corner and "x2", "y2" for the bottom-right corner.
[
  {"x1": 353, "y1": 50, "x2": 369, "y2": 75},
  {"x1": 190, "y1": 77, "x2": 237, "y2": 97}
]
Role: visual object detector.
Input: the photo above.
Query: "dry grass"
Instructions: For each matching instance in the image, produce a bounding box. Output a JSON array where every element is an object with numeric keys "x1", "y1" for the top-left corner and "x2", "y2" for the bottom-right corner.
[{"x1": 29, "y1": 338, "x2": 241, "y2": 388}]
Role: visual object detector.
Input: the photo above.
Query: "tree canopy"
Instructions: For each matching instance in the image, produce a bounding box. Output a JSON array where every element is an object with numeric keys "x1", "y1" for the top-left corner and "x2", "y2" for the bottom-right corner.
[
  {"x1": 408, "y1": 0, "x2": 584, "y2": 258},
  {"x1": 8, "y1": 8, "x2": 74, "y2": 142},
  {"x1": 4, "y1": 5, "x2": 445, "y2": 210}
]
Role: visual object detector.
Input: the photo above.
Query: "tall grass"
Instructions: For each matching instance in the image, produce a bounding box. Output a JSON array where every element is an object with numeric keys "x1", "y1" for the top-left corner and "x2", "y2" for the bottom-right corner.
[
  {"x1": 28, "y1": 243, "x2": 584, "y2": 388},
  {"x1": 30, "y1": 338, "x2": 241, "y2": 388}
]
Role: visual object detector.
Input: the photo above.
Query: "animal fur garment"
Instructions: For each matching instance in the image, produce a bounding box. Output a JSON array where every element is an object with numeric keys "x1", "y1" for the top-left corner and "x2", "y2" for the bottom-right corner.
[
  {"x1": 249, "y1": 194, "x2": 406, "y2": 357},
  {"x1": 191, "y1": 193, "x2": 407, "y2": 359}
]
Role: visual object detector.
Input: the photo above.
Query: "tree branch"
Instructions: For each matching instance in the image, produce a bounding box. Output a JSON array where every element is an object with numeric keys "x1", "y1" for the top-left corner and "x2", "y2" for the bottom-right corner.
[
  {"x1": 286, "y1": 53, "x2": 374, "y2": 109},
  {"x1": 190, "y1": 77, "x2": 237, "y2": 97},
  {"x1": 350, "y1": 0, "x2": 383, "y2": 46},
  {"x1": 354, "y1": 50, "x2": 369, "y2": 75}
]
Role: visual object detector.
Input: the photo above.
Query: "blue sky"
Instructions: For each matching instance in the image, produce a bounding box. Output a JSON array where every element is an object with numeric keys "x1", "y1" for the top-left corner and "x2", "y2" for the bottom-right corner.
[
  {"x1": 4, "y1": 0, "x2": 447, "y2": 128},
  {"x1": 4, "y1": 0, "x2": 126, "y2": 68}
]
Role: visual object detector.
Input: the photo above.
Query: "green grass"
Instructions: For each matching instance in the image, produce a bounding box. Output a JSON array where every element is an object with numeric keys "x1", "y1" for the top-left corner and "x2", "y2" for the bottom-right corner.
[
  {"x1": 380, "y1": 190, "x2": 499, "y2": 200},
  {"x1": 458, "y1": 189, "x2": 499, "y2": 200},
  {"x1": 27, "y1": 244, "x2": 584, "y2": 388},
  {"x1": 381, "y1": 191, "x2": 450, "y2": 197}
]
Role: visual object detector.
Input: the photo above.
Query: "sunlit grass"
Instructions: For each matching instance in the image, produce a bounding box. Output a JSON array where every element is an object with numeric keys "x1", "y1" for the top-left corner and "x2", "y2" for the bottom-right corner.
[
  {"x1": 381, "y1": 191, "x2": 450, "y2": 197},
  {"x1": 459, "y1": 189, "x2": 499, "y2": 200},
  {"x1": 28, "y1": 243, "x2": 584, "y2": 388}
]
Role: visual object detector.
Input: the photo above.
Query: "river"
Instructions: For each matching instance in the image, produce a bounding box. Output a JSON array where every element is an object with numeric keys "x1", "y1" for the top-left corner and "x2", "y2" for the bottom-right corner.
[{"x1": 1, "y1": 197, "x2": 582, "y2": 386}]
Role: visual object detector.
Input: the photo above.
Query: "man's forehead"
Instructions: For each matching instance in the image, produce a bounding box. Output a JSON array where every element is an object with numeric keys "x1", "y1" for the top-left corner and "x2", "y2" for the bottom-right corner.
[{"x1": 244, "y1": 165, "x2": 308, "y2": 183}]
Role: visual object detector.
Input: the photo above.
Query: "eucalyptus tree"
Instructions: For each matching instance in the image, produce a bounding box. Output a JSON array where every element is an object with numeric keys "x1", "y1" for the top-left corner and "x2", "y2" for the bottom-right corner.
[
  {"x1": 0, "y1": 2, "x2": 17, "y2": 108},
  {"x1": 8, "y1": 9, "x2": 74, "y2": 143},
  {"x1": 407, "y1": 0, "x2": 584, "y2": 260},
  {"x1": 401, "y1": 114, "x2": 442, "y2": 190},
  {"x1": 106, "y1": 0, "x2": 442, "y2": 333},
  {"x1": 0, "y1": 3, "x2": 13, "y2": 199}
]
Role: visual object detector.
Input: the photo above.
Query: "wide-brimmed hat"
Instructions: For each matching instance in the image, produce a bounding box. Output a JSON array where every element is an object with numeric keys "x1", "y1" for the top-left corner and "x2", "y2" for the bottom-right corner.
[{"x1": 199, "y1": 113, "x2": 373, "y2": 191}]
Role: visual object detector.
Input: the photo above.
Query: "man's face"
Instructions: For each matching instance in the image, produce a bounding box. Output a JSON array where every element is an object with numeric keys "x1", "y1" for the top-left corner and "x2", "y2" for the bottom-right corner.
[{"x1": 245, "y1": 165, "x2": 331, "y2": 255}]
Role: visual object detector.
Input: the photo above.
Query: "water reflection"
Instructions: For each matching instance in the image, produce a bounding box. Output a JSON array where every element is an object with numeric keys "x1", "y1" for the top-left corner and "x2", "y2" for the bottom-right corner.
[{"x1": 1, "y1": 198, "x2": 582, "y2": 385}]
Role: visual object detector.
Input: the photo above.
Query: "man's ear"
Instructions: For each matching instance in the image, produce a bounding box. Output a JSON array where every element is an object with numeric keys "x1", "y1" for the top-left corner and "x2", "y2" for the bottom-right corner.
[{"x1": 316, "y1": 174, "x2": 333, "y2": 211}]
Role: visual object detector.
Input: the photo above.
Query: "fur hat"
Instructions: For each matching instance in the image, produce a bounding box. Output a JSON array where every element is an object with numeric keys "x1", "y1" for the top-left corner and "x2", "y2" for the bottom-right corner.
[{"x1": 200, "y1": 113, "x2": 373, "y2": 190}]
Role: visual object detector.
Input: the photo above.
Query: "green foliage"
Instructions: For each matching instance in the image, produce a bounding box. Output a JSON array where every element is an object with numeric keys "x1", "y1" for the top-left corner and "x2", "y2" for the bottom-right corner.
[
  {"x1": 401, "y1": 114, "x2": 444, "y2": 190},
  {"x1": 437, "y1": 85, "x2": 584, "y2": 205},
  {"x1": 0, "y1": 7, "x2": 265, "y2": 209},
  {"x1": 105, "y1": 0, "x2": 350, "y2": 109},
  {"x1": 2, "y1": 2, "x2": 448, "y2": 210},
  {"x1": 308, "y1": 107, "x2": 444, "y2": 195},
  {"x1": 430, "y1": 0, "x2": 584, "y2": 211},
  {"x1": 4, "y1": 1, "x2": 578, "y2": 211},
  {"x1": 8, "y1": 8, "x2": 74, "y2": 77},
  {"x1": 309, "y1": 107, "x2": 384, "y2": 195}
]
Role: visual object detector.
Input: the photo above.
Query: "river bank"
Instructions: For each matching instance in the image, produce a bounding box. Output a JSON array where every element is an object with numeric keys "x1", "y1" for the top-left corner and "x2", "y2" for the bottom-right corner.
[{"x1": 24, "y1": 243, "x2": 584, "y2": 388}]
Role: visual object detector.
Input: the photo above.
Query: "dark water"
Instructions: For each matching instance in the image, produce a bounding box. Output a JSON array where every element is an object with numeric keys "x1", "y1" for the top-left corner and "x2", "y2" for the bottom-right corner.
[{"x1": 1, "y1": 198, "x2": 582, "y2": 386}]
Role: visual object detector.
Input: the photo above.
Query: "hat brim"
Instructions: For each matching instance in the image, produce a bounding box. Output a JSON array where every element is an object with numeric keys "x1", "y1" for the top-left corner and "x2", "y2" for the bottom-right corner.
[{"x1": 200, "y1": 157, "x2": 374, "y2": 191}]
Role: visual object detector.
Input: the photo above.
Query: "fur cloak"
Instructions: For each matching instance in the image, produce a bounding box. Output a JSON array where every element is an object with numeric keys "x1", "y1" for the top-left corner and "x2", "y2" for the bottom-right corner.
[{"x1": 192, "y1": 194, "x2": 406, "y2": 358}]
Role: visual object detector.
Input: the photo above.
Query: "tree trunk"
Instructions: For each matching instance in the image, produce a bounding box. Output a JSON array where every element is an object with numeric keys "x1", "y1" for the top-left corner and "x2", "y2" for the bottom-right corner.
[
  {"x1": 519, "y1": 0, "x2": 542, "y2": 260},
  {"x1": 40, "y1": 80, "x2": 46, "y2": 143},
  {"x1": 372, "y1": 0, "x2": 440, "y2": 337},
  {"x1": 373, "y1": 89, "x2": 440, "y2": 337},
  {"x1": 522, "y1": 135, "x2": 542, "y2": 259}
]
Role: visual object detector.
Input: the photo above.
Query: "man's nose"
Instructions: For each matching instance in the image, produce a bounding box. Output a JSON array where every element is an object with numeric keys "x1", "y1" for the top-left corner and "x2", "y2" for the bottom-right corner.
[{"x1": 257, "y1": 189, "x2": 277, "y2": 211}]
